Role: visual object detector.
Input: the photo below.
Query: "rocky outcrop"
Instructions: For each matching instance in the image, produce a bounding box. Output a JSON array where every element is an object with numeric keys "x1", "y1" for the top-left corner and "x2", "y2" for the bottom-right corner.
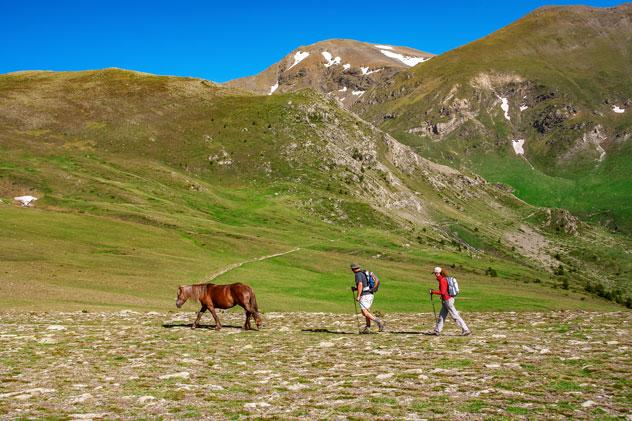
[
  {"x1": 533, "y1": 104, "x2": 577, "y2": 134},
  {"x1": 538, "y1": 208, "x2": 581, "y2": 235}
]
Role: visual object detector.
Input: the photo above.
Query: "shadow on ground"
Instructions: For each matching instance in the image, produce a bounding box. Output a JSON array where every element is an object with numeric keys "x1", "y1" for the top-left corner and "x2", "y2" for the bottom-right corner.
[
  {"x1": 301, "y1": 328, "x2": 356, "y2": 335},
  {"x1": 301, "y1": 328, "x2": 459, "y2": 336},
  {"x1": 162, "y1": 323, "x2": 245, "y2": 329}
]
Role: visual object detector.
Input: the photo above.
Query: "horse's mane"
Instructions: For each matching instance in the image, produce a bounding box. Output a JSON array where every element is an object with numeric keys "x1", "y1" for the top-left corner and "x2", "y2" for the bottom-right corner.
[{"x1": 186, "y1": 283, "x2": 213, "y2": 301}]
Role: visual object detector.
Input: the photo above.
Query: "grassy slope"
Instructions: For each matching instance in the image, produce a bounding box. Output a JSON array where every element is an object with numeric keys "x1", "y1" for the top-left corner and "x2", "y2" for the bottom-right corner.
[
  {"x1": 0, "y1": 70, "x2": 626, "y2": 312},
  {"x1": 356, "y1": 5, "x2": 632, "y2": 232}
]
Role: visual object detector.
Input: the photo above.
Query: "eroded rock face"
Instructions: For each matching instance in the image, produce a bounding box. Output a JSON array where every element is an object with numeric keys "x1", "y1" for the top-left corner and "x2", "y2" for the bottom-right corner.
[
  {"x1": 407, "y1": 86, "x2": 480, "y2": 140},
  {"x1": 560, "y1": 124, "x2": 608, "y2": 163},
  {"x1": 539, "y1": 208, "x2": 581, "y2": 235}
]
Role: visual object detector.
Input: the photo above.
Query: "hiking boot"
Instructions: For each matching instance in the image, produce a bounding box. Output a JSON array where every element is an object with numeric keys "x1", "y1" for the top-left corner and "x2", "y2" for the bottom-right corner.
[
  {"x1": 462, "y1": 330, "x2": 472, "y2": 336},
  {"x1": 360, "y1": 326, "x2": 371, "y2": 334},
  {"x1": 376, "y1": 319, "x2": 385, "y2": 332}
]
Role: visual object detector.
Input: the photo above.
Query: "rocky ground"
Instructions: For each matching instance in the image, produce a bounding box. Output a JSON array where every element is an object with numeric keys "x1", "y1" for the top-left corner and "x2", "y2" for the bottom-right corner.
[{"x1": 0, "y1": 310, "x2": 630, "y2": 420}]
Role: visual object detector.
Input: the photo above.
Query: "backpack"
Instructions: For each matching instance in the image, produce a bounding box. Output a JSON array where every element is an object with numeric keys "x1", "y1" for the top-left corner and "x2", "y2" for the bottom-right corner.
[
  {"x1": 446, "y1": 276, "x2": 459, "y2": 296},
  {"x1": 364, "y1": 270, "x2": 379, "y2": 293}
]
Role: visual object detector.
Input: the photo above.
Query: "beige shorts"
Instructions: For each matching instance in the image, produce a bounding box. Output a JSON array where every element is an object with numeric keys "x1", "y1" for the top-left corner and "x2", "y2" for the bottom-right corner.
[{"x1": 359, "y1": 294, "x2": 374, "y2": 310}]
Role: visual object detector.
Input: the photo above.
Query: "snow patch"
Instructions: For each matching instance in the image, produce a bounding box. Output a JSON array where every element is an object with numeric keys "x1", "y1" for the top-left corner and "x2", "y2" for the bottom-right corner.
[
  {"x1": 352, "y1": 90, "x2": 365, "y2": 96},
  {"x1": 497, "y1": 95, "x2": 511, "y2": 120},
  {"x1": 14, "y1": 195, "x2": 37, "y2": 206},
  {"x1": 512, "y1": 139, "x2": 525, "y2": 155},
  {"x1": 338, "y1": 86, "x2": 348, "y2": 92},
  {"x1": 321, "y1": 51, "x2": 341, "y2": 67},
  {"x1": 343, "y1": 63, "x2": 351, "y2": 70},
  {"x1": 288, "y1": 50, "x2": 309, "y2": 70},
  {"x1": 613, "y1": 105, "x2": 625, "y2": 113},
  {"x1": 361, "y1": 66, "x2": 381, "y2": 75},
  {"x1": 374, "y1": 44, "x2": 393, "y2": 50},
  {"x1": 268, "y1": 81, "x2": 279, "y2": 95},
  {"x1": 520, "y1": 104, "x2": 529, "y2": 111},
  {"x1": 379, "y1": 49, "x2": 428, "y2": 66}
]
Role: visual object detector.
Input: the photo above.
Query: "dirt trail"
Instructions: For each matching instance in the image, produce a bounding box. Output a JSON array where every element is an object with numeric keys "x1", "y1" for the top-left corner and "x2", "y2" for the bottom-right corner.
[
  {"x1": 0, "y1": 311, "x2": 630, "y2": 419},
  {"x1": 202, "y1": 247, "x2": 301, "y2": 283}
]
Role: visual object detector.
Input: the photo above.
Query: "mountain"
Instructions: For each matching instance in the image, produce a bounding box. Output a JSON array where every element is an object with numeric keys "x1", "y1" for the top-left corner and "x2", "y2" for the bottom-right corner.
[
  {"x1": 354, "y1": 4, "x2": 632, "y2": 232},
  {"x1": 225, "y1": 39, "x2": 433, "y2": 108},
  {"x1": 1, "y1": 69, "x2": 630, "y2": 311}
]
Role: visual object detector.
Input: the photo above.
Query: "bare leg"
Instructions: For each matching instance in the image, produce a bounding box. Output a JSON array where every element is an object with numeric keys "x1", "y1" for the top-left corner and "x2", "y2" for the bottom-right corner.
[
  {"x1": 192, "y1": 306, "x2": 207, "y2": 329},
  {"x1": 361, "y1": 309, "x2": 375, "y2": 325},
  {"x1": 208, "y1": 306, "x2": 222, "y2": 331}
]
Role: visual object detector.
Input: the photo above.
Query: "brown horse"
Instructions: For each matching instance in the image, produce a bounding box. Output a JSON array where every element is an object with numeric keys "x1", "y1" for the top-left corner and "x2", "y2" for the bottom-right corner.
[{"x1": 176, "y1": 282, "x2": 262, "y2": 330}]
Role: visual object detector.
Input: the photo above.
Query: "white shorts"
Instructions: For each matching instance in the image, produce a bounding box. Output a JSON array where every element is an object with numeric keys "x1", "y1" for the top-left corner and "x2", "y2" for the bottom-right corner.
[{"x1": 359, "y1": 294, "x2": 374, "y2": 310}]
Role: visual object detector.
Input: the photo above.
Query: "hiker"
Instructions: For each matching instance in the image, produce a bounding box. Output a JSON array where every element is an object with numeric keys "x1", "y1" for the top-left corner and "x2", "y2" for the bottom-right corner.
[
  {"x1": 350, "y1": 263, "x2": 384, "y2": 333},
  {"x1": 430, "y1": 266, "x2": 471, "y2": 336}
]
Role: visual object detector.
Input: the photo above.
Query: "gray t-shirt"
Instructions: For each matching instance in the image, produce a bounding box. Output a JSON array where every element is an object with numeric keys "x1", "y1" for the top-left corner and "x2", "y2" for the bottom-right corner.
[{"x1": 355, "y1": 271, "x2": 372, "y2": 295}]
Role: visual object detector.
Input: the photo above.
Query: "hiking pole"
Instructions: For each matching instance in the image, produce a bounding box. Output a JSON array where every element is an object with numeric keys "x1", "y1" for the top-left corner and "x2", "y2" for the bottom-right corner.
[
  {"x1": 430, "y1": 290, "x2": 437, "y2": 321},
  {"x1": 351, "y1": 287, "x2": 361, "y2": 333}
]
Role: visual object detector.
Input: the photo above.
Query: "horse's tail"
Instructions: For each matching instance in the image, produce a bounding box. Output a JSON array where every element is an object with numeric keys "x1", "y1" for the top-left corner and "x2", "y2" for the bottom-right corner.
[{"x1": 249, "y1": 288, "x2": 262, "y2": 325}]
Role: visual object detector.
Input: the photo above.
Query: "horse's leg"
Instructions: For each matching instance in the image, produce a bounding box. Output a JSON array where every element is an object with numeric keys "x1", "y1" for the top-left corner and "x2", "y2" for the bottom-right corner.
[
  {"x1": 242, "y1": 293, "x2": 258, "y2": 330},
  {"x1": 192, "y1": 305, "x2": 207, "y2": 329},
  {"x1": 244, "y1": 310, "x2": 251, "y2": 330},
  {"x1": 208, "y1": 306, "x2": 222, "y2": 331}
]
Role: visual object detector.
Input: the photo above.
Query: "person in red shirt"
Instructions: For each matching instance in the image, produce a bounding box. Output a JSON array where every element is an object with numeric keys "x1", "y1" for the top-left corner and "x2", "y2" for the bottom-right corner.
[{"x1": 430, "y1": 266, "x2": 471, "y2": 336}]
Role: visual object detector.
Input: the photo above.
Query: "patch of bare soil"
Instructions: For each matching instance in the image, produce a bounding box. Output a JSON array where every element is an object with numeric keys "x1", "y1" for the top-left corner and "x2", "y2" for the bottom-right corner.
[{"x1": 0, "y1": 311, "x2": 630, "y2": 419}]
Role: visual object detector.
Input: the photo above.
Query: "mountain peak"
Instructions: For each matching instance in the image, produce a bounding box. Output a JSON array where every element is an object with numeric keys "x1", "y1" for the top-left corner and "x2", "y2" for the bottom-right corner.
[{"x1": 224, "y1": 38, "x2": 433, "y2": 107}]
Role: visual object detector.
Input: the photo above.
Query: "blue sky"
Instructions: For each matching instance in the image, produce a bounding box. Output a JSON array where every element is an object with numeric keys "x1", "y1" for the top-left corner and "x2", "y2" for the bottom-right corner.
[{"x1": 1, "y1": 0, "x2": 625, "y2": 82}]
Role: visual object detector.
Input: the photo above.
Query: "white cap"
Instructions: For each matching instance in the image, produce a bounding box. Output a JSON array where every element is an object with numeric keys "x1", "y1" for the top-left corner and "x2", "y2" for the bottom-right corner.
[{"x1": 433, "y1": 266, "x2": 442, "y2": 273}]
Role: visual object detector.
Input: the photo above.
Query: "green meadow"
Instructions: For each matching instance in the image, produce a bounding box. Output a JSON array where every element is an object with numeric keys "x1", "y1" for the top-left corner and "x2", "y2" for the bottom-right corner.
[{"x1": 0, "y1": 70, "x2": 628, "y2": 313}]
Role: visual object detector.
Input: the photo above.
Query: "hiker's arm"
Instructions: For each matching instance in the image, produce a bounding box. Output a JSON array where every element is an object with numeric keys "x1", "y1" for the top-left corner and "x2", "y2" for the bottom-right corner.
[
  {"x1": 431, "y1": 279, "x2": 443, "y2": 295},
  {"x1": 356, "y1": 283, "x2": 362, "y2": 301}
]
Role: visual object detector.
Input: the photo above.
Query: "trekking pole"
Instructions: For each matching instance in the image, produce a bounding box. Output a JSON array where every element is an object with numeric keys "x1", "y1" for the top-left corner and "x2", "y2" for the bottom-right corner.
[
  {"x1": 351, "y1": 287, "x2": 361, "y2": 333},
  {"x1": 430, "y1": 290, "x2": 437, "y2": 321}
]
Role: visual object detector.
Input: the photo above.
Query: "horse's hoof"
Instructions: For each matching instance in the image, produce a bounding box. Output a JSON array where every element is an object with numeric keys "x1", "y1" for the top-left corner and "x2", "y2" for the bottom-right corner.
[{"x1": 215, "y1": 327, "x2": 222, "y2": 331}]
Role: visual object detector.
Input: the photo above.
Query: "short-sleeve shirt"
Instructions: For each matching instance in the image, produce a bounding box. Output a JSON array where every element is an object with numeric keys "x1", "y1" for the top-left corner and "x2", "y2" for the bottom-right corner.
[{"x1": 355, "y1": 271, "x2": 372, "y2": 295}]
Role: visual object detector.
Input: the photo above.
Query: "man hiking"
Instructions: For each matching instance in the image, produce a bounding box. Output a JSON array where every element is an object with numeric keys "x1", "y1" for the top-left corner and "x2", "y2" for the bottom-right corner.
[
  {"x1": 430, "y1": 266, "x2": 471, "y2": 336},
  {"x1": 351, "y1": 263, "x2": 384, "y2": 333}
]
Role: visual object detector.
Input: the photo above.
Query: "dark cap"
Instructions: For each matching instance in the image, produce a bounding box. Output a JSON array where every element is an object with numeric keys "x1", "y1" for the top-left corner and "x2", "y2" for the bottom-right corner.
[{"x1": 350, "y1": 263, "x2": 360, "y2": 270}]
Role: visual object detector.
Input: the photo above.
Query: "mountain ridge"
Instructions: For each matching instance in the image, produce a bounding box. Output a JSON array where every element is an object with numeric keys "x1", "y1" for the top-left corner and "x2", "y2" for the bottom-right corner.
[{"x1": 353, "y1": 3, "x2": 632, "y2": 232}]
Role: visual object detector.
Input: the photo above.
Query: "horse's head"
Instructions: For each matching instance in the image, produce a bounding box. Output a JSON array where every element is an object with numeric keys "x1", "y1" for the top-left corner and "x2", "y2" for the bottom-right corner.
[
  {"x1": 176, "y1": 286, "x2": 188, "y2": 308},
  {"x1": 254, "y1": 312, "x2": 263, "y2": 329}
]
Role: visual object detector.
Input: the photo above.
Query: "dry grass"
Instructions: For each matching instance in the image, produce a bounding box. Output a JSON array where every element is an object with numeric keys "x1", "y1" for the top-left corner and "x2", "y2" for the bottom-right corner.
[{"x1": 0, "y1": 310, "x2": 630, "y2": 419}]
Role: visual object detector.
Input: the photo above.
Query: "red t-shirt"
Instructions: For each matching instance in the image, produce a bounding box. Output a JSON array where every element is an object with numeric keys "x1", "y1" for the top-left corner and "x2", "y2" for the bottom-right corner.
[{"x1": 432, "y1": 275, "x2": 451, "y2": 301}]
